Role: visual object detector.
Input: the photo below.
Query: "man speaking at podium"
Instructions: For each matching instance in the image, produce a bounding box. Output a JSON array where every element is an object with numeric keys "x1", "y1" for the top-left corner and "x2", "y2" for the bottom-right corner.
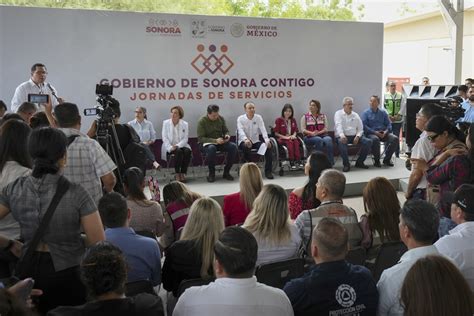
[{"x1": 11, "y1": 63, "x2": 63, "y2": 112}]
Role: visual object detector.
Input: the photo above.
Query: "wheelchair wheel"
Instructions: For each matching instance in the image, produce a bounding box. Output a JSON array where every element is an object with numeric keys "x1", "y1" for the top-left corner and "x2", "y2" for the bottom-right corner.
[{"x1": 269, "y1": 138, "x2": 279, "y2": 172}]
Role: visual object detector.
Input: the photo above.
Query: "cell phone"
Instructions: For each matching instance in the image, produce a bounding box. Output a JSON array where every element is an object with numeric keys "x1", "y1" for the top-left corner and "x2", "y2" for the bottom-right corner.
[
  {"x1": 83, "y1": 108, "x2": 98, "y2": 116},
  {"x1": 16, "y1": 278, "x2": 34, "y2": 302},
  {"x1": 28, "y1": 94, "x2": 49, "y2": 104}
]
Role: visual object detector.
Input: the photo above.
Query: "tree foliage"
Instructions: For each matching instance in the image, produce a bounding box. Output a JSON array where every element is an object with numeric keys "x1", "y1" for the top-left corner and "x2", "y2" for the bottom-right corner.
[{"x1": 0, "y1": 0, "x2": 363, "y2": 21}]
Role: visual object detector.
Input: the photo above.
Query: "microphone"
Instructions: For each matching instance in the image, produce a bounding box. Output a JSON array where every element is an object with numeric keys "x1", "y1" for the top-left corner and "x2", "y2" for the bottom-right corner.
[{"x1": 47, "y1": 83, "x2": 60, "y2": 102}]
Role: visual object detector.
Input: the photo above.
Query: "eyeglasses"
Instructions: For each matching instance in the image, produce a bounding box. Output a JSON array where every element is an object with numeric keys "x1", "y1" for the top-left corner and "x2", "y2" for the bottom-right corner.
[
  {"x1": 427, "y1": 134, "x2": 440, "y2": 142},
  {"x1": 134, "y1": 111, "x2": 143, "y2": 113}
]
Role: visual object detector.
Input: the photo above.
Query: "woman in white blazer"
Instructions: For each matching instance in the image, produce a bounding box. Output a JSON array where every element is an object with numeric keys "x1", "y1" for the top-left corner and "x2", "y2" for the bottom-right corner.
[{"x1": 162, "y1": 106, "x2": 192, "y2": 182}]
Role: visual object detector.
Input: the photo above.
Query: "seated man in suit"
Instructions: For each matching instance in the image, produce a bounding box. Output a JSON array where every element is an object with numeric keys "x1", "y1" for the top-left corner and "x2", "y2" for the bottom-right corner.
[{"x1": 197, "y1": 104, "x2": 238, "y2": 183}]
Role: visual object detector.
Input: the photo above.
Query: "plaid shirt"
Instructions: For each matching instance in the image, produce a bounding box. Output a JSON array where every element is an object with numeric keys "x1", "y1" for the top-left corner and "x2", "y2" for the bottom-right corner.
[
  {"x1": 0, "y1": 174, "x2": 97, "y2": 271},
  {"x1": 60, "y1": 128, "x2": 116, "y2": 205}
]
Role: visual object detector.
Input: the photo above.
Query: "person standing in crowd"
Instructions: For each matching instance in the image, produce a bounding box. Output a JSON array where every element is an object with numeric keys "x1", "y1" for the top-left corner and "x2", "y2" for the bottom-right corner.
[
  {"x1": 301, "y1": 100, "x2": 334, "y2": 166},
  {"x1": 401, "y1": 255, "x2": 473, "y2": 316},
  {"x1": 197, "y1": 104, "x2": 238, "y2": 183},
  {"x1": 128, "y1": 106, "x2": 160, "y2": 169},
  {"x1": 377, "y1": 200, "x2": 440, "y2": 316},
  {"x1": 434, "y1": 184, "x2": 474, "y2": 290},
  {"x1": 361, "y1": 95, "x2": 398, "y2": 167},
  {"x1": 288, "y1": 151, "x2": 331, "y2": 219},
  {"x1": 422, "y1": 77, "x2": 430, "y2": 85},
  {"x1": 174, "y1": 226, "x2": 293, "y2": 316},
  {"x1": 383, "y1": 81, "x2": 404, "y2": 157},
  {"x1": 458, "y1": 84, "x2": 469, "y2": 102},
  {"x1": 405, "y1": 104, "x2": 442, "y2": 200},
  {"x1": 53, "y1": 102, "x2": 117, "y2": 206},
  {"x1": 161, "y1": 106, "x2": 192, "y2": 182},
  {"x1": 274, "y1": 103, "x2": 302, "y2": 169},
  {"x1": 237, "y1": 102, "x2": 274, "y2": 179},
  {"x1": 284, "y1": 218, "x2": 378, "y2": 315},
  {"x1": 0, "y1": 127, "x2": 105, "y2": 313},
  {"x1": 11, "y1": 63, "x2": 63, "y2": 112},
  {"x1": 223, "y1": 162, "x2": 263, "y2": 226},
  {"x1": 334, "y1": 97, "x2": 372, "y2": 172}
]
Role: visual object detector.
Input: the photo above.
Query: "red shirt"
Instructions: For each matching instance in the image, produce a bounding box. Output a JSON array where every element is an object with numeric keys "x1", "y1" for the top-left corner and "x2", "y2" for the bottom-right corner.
[
  {"x1": 274, "y1": 117, "x2": 299, "y2": 138},
  {"x1": 223, "y1": 192, "x2": 251, "y2": 226}
]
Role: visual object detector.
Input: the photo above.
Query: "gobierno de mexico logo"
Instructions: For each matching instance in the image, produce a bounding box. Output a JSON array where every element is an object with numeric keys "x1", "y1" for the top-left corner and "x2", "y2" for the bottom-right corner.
[{"x1": 191, "y1": 44, "x2": 234, "y2": 75}]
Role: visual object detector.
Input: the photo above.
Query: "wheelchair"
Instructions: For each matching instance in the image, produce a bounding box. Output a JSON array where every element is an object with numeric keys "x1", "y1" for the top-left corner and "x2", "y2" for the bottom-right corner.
[{"x1": 269, "y1": 126, "x2": 308, "y2": 176}]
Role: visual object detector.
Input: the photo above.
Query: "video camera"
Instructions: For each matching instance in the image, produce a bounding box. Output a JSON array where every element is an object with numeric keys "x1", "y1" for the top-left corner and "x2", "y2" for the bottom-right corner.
[
  {"x1": 438, "y1": 97, "x2": 465, "y2": 123},
  {"x1": 83, "y1": 84, "x2": 116, "y2": 122}
]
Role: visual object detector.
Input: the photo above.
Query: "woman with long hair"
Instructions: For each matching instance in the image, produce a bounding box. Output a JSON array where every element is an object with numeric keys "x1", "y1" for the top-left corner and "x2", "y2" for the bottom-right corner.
[
  {"x1": 222, "y1": 162, "x2": 263, "y2": 226},
  {"x1": 161, "y1": 181, "x2": 201, "y2": 248},
  {"x1": 401, "y1": 255, "x2": 473, "y2": 316},
  {"x1": 49, "y1": 241, "x2": 163, "y2": 315},
  {"x1": 274, "y1": 103, "x2": 302, "y2": 168},
  {"x1": 359, "y1": 177, "x2": 400, "y2": 249},
  {"x1": 162, "y1": 197, "x2": 224, "y2": 297},
  {"x1": 424, "y1": 118, "x2": 472, "y2": 234},
  {"x1": 301, "y1": 99, "x2": 334, "y2": 165},
  {"x1": 243, "y1": 184, "x2": 301, "y2": 265},
  {"x1": 288, "y1": 151, "x2": 332, "y2": 219},
  {"x1": 123, "y1": 167, "x2": 164, "y2": 237},
  {"x1": 0, "y1": 127, "x2": 104, "y2": 313},
  {"x1": 0, "y1": 120, "x2": 32, "y2": 241},
  {"x1": 161, "y1": 106, "x2": 192, "y2": 182}
]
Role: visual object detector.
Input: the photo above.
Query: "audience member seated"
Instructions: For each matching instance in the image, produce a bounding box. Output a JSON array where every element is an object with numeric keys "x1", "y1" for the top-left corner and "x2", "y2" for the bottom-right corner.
[
  {"x1": 197, "y1": 104, "x2": 238, "y2": 183},
  {"x1": 123, "y1": 167, "x2": 164, "y2": 237},
  {"x1": 335, "y1": 97, "x2": 372, "y2": 172},
  {"x1": 401, "y1": 255, "x2": 473, "y2": 316},
  {"x1": 274, "y1": 103, "x2": 302, "y2": 169},
  {"x1": 128, "y1": 106, "x2": 160, "y2": 170},
  {"x1": 361, "y1": 95, "x2": 399, "y2": 167},
  {"x1": 54, "y1": 102, "x2": 117, "y2": 206},
  {"x1": 174, "y1": 226, "x2": 293, "y2": 316},
  {"x1": 237, "y1": 102, "x2": 274, "y2": 179},
  {"x1": 284, "y1": 218, "x2": 378, "y2": 315},
  {"x1": 16, "y1": 102, "x2": 37, "y2": 125},
  {"x1": 295, "y1": 169, "x2": 363, "y2": 258},
  {"x1": 0, "y1": 113, "x2": 23, "y2": 127},
  {"x1": 423, "y1": 116, "x2": 469, "y2": 234},
  {"x1": 0, "y1": 127, "x2": 105, "y2": 313},
  {"x1": 301, "y1": 99, "x2": 334, "y2": 165},
  {"x1": 359, "y1": 177, "x2": 401, "y2": 250},
  {"x1": 288, "y1": 151, "x2": 331, "y2": 219},
  {"x1": 243, "y1": 184, "x2": 301, "y2": 265},
  {"x1": 0, "y1": 120, "x2": 32, "y2": 241},
  {"x1": 223, "y1": 162, "x2": 263, "y2": 226},
  {"x1": 162, "y1": 197, "x2": 224, "y2": 297},
  {"x1": 29, "y1": 111, "x2": 50, "y2": 129},
  {"x1": 405, "y1": 104, "x2": 442, "y2": 200},
  {"x1": 161, "y1": 106, "x2": 192, "y2": 182},
  {"x1": 98, "y1": 192, "x2": 161, "y2": 286},
  {"x1": 160, "y1": 181, "x2": 201, "y2": 248},
  {"x1": 49, "y1": 241, "x2": 164, "y2": 316},
  {"x1": 435, "y1": 184, "x2": 474, "y2": 290},
  {"x1": 377, "y1": 200, "x2": 440, "y2": 316}
]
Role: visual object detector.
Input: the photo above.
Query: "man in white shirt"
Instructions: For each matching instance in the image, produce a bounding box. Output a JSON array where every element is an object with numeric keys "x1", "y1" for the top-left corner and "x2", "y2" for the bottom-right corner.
[
  {"x1": 11, "y1": 63, "x2": 62, "y2": 112},
  {"x1": 237, "y1": 102, "x2": 274, "y2": 179},
  {"x1": 405, "y1": 104, "x2": 442, "y2": 200},
  {"x1": 334, "y1": 96, "x2": 372, "y2": 172},
  {"x1": 173, "y1": 226, "x2": 294, "y2": 316},
  {"x1": 377, "y1": 200, "x2": 440, "y2": 316},
  {"x1": 435, "y1": 184, "x2": 474, "y2": 290}
]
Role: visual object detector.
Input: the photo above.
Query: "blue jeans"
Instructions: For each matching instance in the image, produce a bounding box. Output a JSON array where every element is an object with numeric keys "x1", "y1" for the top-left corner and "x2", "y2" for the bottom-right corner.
[
  {"x1": 201, "y1": 142, "x2": 238, "y2": 174},
  {"x1": 304, "y1": 135, "x2": 334, "y2": 165},
  {"x1": 336, "y1": 135, "x2": 372, "y2": 167}
]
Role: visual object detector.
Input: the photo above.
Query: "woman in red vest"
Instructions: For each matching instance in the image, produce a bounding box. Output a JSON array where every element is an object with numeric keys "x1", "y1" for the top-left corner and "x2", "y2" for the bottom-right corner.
[{"x1": 274, "y1": 104, "x2": 302, "y2": 169}]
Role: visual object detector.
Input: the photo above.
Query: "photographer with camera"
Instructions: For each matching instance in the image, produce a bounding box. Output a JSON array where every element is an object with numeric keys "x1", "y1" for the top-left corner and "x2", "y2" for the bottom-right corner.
[{"x1": 11, "y1": 63, "x2": 63, "y2": 113}]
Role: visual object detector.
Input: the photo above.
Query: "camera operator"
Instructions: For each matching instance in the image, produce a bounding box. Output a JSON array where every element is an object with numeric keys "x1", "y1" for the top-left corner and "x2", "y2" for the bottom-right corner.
[{"x1": 53, "y1": 102, "x2": 117, "y2": 206}]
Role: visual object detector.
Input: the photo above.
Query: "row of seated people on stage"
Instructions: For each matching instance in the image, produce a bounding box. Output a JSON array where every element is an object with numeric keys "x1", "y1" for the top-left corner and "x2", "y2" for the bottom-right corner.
[
  {"x1": 0, "y1": 131, "x2": 473, "y2": 315},
  {"x1": 0, "y1": 106, "x2": 473, "y2": 314}
]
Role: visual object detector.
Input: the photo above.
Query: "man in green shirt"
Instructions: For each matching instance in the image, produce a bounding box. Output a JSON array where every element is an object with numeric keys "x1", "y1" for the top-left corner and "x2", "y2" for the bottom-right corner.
[{"x1": 197, "y1": 104, "x2": 238, "y2": 183}]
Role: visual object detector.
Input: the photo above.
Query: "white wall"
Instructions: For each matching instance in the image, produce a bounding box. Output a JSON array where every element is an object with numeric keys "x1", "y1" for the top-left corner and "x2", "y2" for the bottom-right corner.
[{"x1": 0, "y1": 6, "x2": 383, "y2": 136}]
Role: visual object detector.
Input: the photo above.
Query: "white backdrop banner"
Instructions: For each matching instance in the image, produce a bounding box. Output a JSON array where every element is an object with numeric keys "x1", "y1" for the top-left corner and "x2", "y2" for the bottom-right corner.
[{"x1": 0, "y1": 6, "x2": 383, "y2": 136}]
